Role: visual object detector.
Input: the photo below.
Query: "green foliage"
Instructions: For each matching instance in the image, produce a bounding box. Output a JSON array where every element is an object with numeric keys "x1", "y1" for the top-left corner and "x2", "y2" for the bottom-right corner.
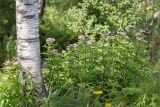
[
  {"x1": 1, "y1": 0, "x2": 160, "y2": 106},
  {"x1": 138, "y1": 0, "x2": 160, "y2": 64},
  {"x1": 64, "y1": 0, "x2": 160, "y2": 65},
  {"x1": 40, "y1": 7, "x2": 76, "y2": 50},
  {"x1": 47, "y1": 0, "x2": 80, "y2": 11},
  {"x1": 0, "y1": 0, "x2": 16, "y2": 66},
  {"x1": 0, "y1": 62, "x2": 35, "y2": 107},
  {"x1": 0, "y1": 71, "x2": 21, "y2": 107},
  {"x1": 43, "y1": 35, "x2": 153, "y2": 106},
  {"x1": 136, "y1": 78, "x2": 160, "y2": 107},
  {"x1": 40, "y1": 0, "x2": 83, "y2": 50},
  {"x1": 66, "y1": 0, "x2": 142, "y2": 35}
]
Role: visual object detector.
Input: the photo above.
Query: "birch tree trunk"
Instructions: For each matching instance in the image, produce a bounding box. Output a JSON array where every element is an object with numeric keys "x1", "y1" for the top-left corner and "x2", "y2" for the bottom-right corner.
[{"x1": 16, "y1": 0, "x2": 46, "y2": 97}]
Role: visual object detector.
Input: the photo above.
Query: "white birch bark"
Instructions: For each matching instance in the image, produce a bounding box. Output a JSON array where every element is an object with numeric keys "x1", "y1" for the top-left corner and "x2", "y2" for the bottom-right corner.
[{"x1": 16, "y1": 0, "x2": 46, "y2": 97}]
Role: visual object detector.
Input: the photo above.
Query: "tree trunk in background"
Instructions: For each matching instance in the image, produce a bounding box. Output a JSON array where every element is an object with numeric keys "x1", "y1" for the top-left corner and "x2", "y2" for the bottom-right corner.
[
  {"x1": 16, "y1": 0, "x2": 46, "y2": 98},
  {"x1": 38, "y1": 0, "x2": 46, "y2": 18}
]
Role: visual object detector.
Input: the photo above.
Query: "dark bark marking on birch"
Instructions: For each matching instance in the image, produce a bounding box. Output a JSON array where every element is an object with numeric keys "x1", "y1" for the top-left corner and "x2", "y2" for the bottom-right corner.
[
  {"x1": 23, "y1": 15, "x2": 36, "y2": 19},
  {"x1": 24, "y1": 3, "x2": 33, "y2": 6},
  {"x1": 19, "y1": 55, "x2": 33, "y2": 60},
  {"x1": 17, "y1": 37, "x2": 39, "y2": 43}
]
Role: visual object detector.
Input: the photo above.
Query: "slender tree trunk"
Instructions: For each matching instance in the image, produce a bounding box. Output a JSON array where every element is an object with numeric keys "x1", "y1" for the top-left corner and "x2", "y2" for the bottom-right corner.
[
  {"x1": 16, "y1": 0, "x2": 46, "y2": 98},
  {"x1": 38, "y1": 0, "x2": 46, "y2": 18}
]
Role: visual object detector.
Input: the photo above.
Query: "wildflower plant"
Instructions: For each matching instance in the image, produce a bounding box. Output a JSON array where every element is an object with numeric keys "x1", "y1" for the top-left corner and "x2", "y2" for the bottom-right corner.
[{"x1": 43, "y1": 34, "x2": 151, "y2": 106}]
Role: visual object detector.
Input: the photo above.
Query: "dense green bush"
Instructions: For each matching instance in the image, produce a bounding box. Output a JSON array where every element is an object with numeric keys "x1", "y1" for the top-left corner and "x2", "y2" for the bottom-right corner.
[
  {"x1": 43, "y1": 35, "x2": 155, "y2": 106},
  {"x1": 66, "y1": 0, "x2": 142, "y2": 35},
  {"x1": 65, "y1": 0, "x2": 160, "y2": 65}
]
